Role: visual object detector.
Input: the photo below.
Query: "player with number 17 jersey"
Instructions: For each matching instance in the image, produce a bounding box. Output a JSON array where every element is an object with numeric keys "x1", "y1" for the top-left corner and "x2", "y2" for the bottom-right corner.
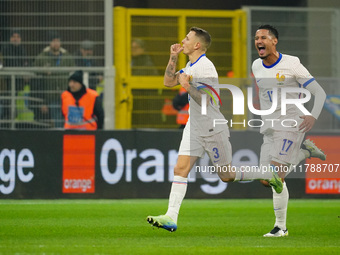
[{"x1": 252, "y1": 53, "x2": 316, "y2": 135}]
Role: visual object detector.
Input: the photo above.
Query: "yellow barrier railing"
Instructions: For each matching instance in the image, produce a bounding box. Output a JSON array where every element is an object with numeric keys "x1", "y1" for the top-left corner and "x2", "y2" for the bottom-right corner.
[{"x1": 114, "y1": 7, "x2": 247, "y2": 129}]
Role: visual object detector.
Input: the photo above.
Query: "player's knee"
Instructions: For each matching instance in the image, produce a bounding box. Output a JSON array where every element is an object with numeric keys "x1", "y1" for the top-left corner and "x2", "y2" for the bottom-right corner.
[
  {"x1": 174, "y1": 164, "x2": 188, "y2": 176},
  {"x1": 220, "y1": 177, "x2": 234, "y2": 183}
]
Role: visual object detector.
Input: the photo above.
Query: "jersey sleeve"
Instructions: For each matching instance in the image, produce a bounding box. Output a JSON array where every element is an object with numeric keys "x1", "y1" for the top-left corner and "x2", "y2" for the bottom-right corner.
[
  {"x1": 189, "y1": 60, "x2": 218, "y2": 90},
  {"x1": 251, "y1": 59, "x2": 261, "y2": 77},
  {"x1": 251, "y1": 60, "x2": 257, "y2": 74},
  {"x1": 304, "y1": 80, "x2": 326, "y2": 119},
  {"x1": 291, "y1": 57, "x2": 315, "y2": 88}
]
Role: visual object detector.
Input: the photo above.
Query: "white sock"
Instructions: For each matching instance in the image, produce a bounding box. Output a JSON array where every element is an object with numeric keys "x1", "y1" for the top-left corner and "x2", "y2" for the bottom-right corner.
[
  {"x1": 165, "y1": 175, "x2": 188, "y2": 223},
  {"x1": 272, "y1": 181, "x2": 289, "y2": 230},
  {"x1": 234, "y1": 165, "x2": 274, "y2": 181},
  {"x1": 298, "y1": 149, "x2": 310, "y2": 163}
]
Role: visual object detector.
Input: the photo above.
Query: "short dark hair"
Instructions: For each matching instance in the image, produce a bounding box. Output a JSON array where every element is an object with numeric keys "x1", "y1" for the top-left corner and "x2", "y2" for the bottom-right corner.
[
  {"x1": 47, "y1": 30, "x2": 61, "y2": 41},
  {"x1": 258, "y1": 24, "x2": 279, "y2": 40},
  {"x1": 190, "y1": 27, "x2": 211, "y2": 51}
]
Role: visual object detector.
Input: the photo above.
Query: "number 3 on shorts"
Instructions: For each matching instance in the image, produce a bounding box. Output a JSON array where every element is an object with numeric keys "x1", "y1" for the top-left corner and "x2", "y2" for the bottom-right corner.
[{"x1": 213, "y1": 147, "x2": 220, "y2": 159}]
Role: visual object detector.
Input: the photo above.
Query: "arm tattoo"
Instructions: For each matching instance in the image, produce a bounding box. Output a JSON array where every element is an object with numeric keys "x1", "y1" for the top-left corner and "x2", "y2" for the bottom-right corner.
[
  {"x1": 165, "y1": 65, "x2": 175, "y2": 77},
  {"x1": 165, "y1": 55, "x2": 178, "y2": 78},
  {"x1": 170, "y1": 55, "x2": 177, "y2": 63},
  {"x1": 188, "y1": 86, "x2": 204, "y2": 106}
]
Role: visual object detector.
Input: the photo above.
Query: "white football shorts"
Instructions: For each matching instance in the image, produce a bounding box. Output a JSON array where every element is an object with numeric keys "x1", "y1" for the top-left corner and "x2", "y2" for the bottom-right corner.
[
  {"x1": 260, "y1": 130, "x2": 305, "y2": 167},
  {"x1": 178, "y1": 127, "x2": 232, "y2": 166}
]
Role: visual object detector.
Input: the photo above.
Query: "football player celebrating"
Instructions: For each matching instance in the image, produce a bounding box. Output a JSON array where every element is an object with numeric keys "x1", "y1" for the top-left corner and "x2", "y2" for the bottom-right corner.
[
  {"x1": 252, "y1": 24, "x2": 327, "y2": 237},
  {"x1": 146, "y1": 27, "x2": 284, "y2": 233}
]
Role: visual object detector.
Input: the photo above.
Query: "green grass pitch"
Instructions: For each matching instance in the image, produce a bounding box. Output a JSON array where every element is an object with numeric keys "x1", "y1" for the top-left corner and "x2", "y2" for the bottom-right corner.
[{"x1": 0, "y1": 199, "x2": 339, "y2": 254}]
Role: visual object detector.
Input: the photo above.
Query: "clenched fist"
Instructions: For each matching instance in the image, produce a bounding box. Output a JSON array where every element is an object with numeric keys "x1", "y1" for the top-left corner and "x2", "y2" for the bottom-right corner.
[{"x1": 170, "y1": 44, "x2": 184, "y2": 55}]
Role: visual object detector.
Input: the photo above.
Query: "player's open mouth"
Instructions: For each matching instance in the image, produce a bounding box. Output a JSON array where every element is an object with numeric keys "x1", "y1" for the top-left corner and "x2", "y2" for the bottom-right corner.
[{"x1": 257, "y1": 46, "x2": 265, "y2": 55}]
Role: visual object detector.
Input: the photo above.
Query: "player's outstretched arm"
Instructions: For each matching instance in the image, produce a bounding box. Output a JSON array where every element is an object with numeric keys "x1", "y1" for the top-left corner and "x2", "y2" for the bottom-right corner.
[
  {"x1": 299, "y1": 80, "x2": 326, "y2": 132},
  {"x1": 164, "y1": 44, "x2": 183, "y2": 87}
]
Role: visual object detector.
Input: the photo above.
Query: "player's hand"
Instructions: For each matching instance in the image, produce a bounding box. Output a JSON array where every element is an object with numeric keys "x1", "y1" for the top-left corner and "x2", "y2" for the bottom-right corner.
[
  {"x1": 178, "y1": 73, "x2": 190, "y2": 91},
  {"x1": 299, "y1": 115, "x2": 316, "y2": 133},
  {"x1": 170, "y1": 44, "x2": 184, "y2": 55}
]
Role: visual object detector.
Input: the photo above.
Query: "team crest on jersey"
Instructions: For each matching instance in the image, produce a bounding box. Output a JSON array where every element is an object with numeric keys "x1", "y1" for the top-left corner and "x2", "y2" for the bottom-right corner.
[{"x1": 276, "y1": 72, "x2": 285, "y2": 85}]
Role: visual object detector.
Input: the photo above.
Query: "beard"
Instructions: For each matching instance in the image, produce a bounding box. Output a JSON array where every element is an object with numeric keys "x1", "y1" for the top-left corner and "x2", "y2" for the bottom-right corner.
[
  {"x1": 259, "y1": 54, "x2": 269, "y2": 59},
  {"x1": 50, "y1": 46, "x2": 60, "y2": 54}
]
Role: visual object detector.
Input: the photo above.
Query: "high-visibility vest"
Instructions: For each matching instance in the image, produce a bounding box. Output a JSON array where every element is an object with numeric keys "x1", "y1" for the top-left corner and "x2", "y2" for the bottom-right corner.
[
  {"x1": 16, "y1": 84, "x2": 34, "y2": 121},
  {"x1": 96, "y1": 79, "x2": 104, "y2": 98},
  {"x1": 176, "y1": 87, "x2": 189, "y2": 125},
  {"x1": 61, "y1": 88, "x2": 98, "y2": 130}
]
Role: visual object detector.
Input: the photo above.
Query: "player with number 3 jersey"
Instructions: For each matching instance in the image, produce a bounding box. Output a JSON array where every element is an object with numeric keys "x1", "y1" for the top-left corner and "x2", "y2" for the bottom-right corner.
[{"x1": 146, "y1": 27, "x2": 284, "y2": 233}]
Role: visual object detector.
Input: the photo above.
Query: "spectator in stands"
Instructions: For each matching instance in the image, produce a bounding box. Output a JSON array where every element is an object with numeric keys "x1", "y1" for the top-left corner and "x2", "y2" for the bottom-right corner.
[
  {"x1": 1, "y1": 29, "x2": 33, "y2": 126},
  {"x1": 73, "y1": 40, "x2": 103, "y2": 91},
  {"x1": 74, "y1": 40, "x2": 96, "y2": 67},
  {"x1": 1, "y1": 29, "x2": 29, "y2": 67},
  {"x1": 131, "y1": 38, "x2": 158, "y2": 76},
  {"x1": 32, "y1": 31, "x2": 75, "y2": 128},
  {"x1": 61, "y1": 70, "x2": 104, "y2": 130}
]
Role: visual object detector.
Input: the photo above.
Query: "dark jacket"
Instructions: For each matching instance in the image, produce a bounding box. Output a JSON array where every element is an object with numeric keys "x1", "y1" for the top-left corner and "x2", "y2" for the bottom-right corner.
[
  {"x1": 32, "y1": 47, "x2": 75, "y2": 103},
  {"x1": 1, "y1": 44, "x2": 29, "y2": 67},
  {"x1": 131, "y1": 54, "x2": 159, "y2": 76},
  {"x1": 73, "y1": 50, "x2": 99, "y2": 67}
]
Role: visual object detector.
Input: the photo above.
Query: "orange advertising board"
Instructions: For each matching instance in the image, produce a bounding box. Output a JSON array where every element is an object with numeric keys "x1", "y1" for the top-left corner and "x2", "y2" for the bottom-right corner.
[
  {"x1": 305, "y1": 136, "x2": 340, "y2": 194},
  {"x1": 62, "y1": 135, "x2": 95, "y2": 193}
]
